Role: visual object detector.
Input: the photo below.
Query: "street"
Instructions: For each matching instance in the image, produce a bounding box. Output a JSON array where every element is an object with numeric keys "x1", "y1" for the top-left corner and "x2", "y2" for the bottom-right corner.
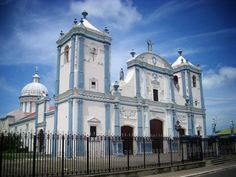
[{"x1": 198, "y1": 167, "x2": 236, "y2": 177}]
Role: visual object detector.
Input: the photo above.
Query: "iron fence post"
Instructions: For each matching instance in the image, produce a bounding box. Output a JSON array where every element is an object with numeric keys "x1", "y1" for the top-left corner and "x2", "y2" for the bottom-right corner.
[
  {"x1": 127, "y1": 148, "x2": 130, "y2": 170},
  {"x1": 158, "y1": 148, "x2": 160, "y2": 167},
  {"x1": 170, "y1": 138, "x2": 173, "y2": 165},
  {"x1": 181, "y1": 138, "x2": 184, "y2": 163},
  {"x1": 61, "y1": 135, "x2": 64, "y2": 177},
  {"x1": 108, "y1": 136, "x2": 111, "y2": 172},
  {"x1": 143, "y1": 137, "x2": 146, "y2": 168},
  {"x1": 0, "y1": 133, "x2": 4, "y2": 177},
  {"x1": 32, "y1": 135, "x2": 36, "y2": 177},
  {"x1": 87, "y1": 136, "x2": 89, "y2": 174}
]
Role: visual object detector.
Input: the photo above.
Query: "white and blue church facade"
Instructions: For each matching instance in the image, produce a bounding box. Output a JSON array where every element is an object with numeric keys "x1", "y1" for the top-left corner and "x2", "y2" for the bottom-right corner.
[{"x1": 1, "y1": 11, "x2": 206, "y2": 142}]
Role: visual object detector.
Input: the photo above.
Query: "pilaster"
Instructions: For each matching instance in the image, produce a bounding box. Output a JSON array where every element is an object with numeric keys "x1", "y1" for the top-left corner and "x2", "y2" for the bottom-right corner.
[
  {"x1": 135, "y1": 67, "x2": 141, "y2": 97},
  {"x1": 69, "y1": 35, "x2": 76, "y2": 89},
  {"x1": 105, "y1": 103, "x2": 111, "y2": 135},
  {"x1": 187, "y1": 70, "x2": 193, "y2": 106},
  {"x1": 170, "y1": 76, "x2": 175, "y2": 103},
  {"x1": 78, "y1": 36, "x2": 85, "y2": 89},
  {"x1": 199, "y1": 73, "x2": 205, "y2": 109},
  {"x1": 55, "y1": 46, "x2": 61, "y2": 95},
  {"x1": 181, "y1": 71, "x2": 186, "y2": 98},
  {"x1": 68, "y1": 99, "x2": 73, "y2": 134},
  {"x1": 114, "y1": 103, "x2": 120, "y2": 136},
  {"x1": 137, "y1": 106, "x2": 143, "y2": 136},
  {"x1": 104, "y1": 44, "x2": 110, "y2": 94},
  {"x1": 77, "y1": 99, "x2": 83, "y2": 134}
]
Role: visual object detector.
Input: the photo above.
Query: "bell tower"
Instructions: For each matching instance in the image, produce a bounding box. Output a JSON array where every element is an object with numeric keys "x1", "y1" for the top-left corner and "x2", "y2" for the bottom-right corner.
[{"x1": 54, "y1": 11, "x2": 112, "y2": 135}]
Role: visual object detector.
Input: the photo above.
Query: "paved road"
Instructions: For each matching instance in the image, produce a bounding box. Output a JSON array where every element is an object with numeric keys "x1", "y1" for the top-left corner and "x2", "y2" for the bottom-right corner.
[{"x1": 198, "y1": 167, "x2": 236, "y2": 177}]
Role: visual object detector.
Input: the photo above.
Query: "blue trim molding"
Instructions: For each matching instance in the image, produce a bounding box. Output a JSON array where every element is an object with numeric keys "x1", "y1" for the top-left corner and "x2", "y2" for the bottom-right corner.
[
  {"x1": 188, "y1": 113, "x2": 192, "y2": 135},
  {"x1": 114, "y1": 103, "x2": 120, "y2": 136},
  {"x1": 69, "y1": 35, "x2": 76, "y2": 89},
  {"x1": 77, "y1": 99, "x2": 83, "y2": 134},
  {"x1": 68, "y1": 99, "x2": 73, "y2": 134},
  {"x1": 170, "y1": 76, "x2": 175, "y2": 103},
  {"x1": 105, "y1": 103, "x2": 110, "y2": 135},
  {"x1": 172, "y1": 111, "x2": 177, "y2": 137},
  {"x1": 187, "y1": 70, "x2": 193, "y2": 106},
  {"x1": 203, "y1": 114, "x2": 207, "y2": 137},
  {"x1": 191, "y1": 114, "x2": 195, "y2": 135},
  {"x1": 135, "y1": 67, "x2": 141, "y2": 97},
  {"x1": 53, "y1": 104, "x2": 58, "y2": 133},
  {"x1": 78, "y1": 36, "x2": 85, "y2": 89},
  {"x1": 181, "y1": 71, "x2": 186, "y2": 98},
  {"x1": 199, "y1": 73, "x2": 205, "y2": 109},
  {"x1": 104, "y1": 44, "x2": 110, "y2": 94},
  {"x1": 55, "y1": 46, "x2": 61, "y2": 95},
  {"x1": 137, "y1": 106, "x2": 142, "y2": 136}
]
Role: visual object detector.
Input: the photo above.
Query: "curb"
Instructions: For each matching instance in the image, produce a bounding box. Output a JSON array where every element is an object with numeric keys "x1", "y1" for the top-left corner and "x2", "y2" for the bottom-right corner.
[{"x1": 182, "y1": 164, "x2": 236, "y2": 177}]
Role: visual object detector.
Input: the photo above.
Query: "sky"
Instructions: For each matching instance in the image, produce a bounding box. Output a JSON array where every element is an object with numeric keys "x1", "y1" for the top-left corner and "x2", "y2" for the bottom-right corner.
[{"x1": 0, "y1": 0, "x2": 236, "y2": 135}]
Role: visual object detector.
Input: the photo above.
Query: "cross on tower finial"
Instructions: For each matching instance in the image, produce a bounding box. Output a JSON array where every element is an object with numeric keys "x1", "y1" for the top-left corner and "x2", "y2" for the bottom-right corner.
[{"x1": 35, "y1": 66, "x2": 38, "y2": 74}]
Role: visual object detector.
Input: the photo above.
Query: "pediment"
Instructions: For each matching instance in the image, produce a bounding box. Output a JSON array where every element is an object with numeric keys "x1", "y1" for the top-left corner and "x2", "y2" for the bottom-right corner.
[{"x1": 88, "y1": 117, "x2": 101, "y2": 123}]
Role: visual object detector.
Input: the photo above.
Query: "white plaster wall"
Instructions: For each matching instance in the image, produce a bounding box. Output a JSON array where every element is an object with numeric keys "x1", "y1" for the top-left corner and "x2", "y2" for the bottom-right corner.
[
  {"x1": 83, "y1": 100, "x2": 105, "y2": 135},
  {"x1": 45, "y1": 114, "x2": 54, "y2": 133},
  {"x1": 59, "y1": 41, "x2": 71, "y2": 94},
  {"x1": 84, "y1": 38, "x2": 105, "y2": 93},
  {"x1": 38, "y1": 103, "x2": 44, "y2": 123},
  {"x1": 119, "y1": 67, "x2": 136, "y2": 97},
  {"x1": 9, "y1": 119, "x2": 35, "y2": 133},
  {"x1": 57, "y1": 102, "x2": 68, "y2": 133}
]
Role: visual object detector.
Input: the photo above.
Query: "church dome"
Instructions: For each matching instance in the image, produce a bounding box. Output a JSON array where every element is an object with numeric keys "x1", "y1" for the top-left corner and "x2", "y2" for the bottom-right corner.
[{"x1": 20, "y1": 68, "x2": 48, "y2": 97}]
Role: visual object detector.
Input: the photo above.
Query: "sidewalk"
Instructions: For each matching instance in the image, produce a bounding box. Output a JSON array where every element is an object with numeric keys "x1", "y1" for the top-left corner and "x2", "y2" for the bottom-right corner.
[{"x1": 145, "y1": 161, "x2": 236, "y2": 177}]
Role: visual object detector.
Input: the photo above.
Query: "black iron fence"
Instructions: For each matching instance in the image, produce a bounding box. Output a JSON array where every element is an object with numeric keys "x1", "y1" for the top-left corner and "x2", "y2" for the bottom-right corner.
[{"x1": 0, "y1": 132, "x2": 235, "y2": 177}]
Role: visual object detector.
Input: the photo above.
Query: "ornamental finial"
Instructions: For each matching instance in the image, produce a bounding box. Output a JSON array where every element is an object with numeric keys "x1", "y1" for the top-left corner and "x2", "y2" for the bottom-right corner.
[
  {"x1": 82, "y1": 10, "x2": 88, "y2": 19},
  {"x1": 35, "y1": 66, "x2": 38, "y2": 74},
  {"x1": 130, "y1": 49, "x2": 136, "y2": 57},
  {"x1": 178, "y1": 49, "x2": 182, "y2": 56},
  {"x1": 74, "y1": 18, "x2": 78, "y2": 24}
]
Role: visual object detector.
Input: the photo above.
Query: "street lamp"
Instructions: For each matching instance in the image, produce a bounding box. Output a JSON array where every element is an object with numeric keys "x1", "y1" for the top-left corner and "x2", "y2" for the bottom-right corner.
[
  {"x1": 230, "y1": 120, "x2": 234, "y2": 136},
  {"x1": 212, "y1": 118, "x2": 216, "y2": 135}
]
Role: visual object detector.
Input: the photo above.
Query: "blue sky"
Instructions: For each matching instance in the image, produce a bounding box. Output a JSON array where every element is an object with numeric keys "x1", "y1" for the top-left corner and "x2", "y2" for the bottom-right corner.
[{"x1": 0, "y1": 0, "x2": 236, "y2": 135}]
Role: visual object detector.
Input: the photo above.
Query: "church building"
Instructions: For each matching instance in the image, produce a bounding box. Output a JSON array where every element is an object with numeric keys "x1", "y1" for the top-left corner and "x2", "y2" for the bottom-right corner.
[{"x1": 0, "y1": 11, "x2": 206, "y2": 142}]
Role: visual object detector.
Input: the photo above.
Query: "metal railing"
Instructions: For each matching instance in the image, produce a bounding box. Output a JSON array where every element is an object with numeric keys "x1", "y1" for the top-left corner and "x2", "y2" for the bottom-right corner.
[{"x1": 0, "y1": 132, "x2": 235, "y2": 177}]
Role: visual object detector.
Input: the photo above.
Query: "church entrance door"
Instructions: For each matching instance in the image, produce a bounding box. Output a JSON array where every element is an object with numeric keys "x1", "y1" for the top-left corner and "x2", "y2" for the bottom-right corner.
[
  {"x1": 150, "y1": 119, "x2": 163, "y2": 153},
  {"x1": 121, "y1": 126, "x2": 133, "y2": 155}
]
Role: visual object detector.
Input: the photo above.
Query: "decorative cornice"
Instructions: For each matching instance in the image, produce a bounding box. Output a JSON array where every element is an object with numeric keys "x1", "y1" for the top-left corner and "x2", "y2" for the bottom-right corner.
[
  {"x1": 127, "y1": 59, "x2": 173, "y2": 76},
  {"x1": 56, "y1": 26, "x2": 112, "y2": 46},
  {"x1": 173, "y1": 65, "x2": 201, "y2": 74}
]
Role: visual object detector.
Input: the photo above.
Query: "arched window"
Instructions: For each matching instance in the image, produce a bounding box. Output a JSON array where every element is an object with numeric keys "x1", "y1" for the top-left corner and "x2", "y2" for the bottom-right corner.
[
  {"x1": 192, "y1": 75, "x2": 196, "y2": 87},
  {"x1": 174, "y1": 75, "x2": 179, "y2": 90},
  {"x1": 64, "y1": 45, "x2": 69, "y2": 63}
]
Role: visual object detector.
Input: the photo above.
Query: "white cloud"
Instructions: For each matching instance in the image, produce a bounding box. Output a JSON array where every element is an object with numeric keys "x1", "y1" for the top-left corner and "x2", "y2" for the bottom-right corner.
[
  {"x1": 203, "y1": 66, "x2": 236, "y2": 89},
  {"x1": 69, "y1": 0, "x2": 142, "y2": 31},
  {"x1": 144, "y1": 0, "x2": 200, "y2": 24}
]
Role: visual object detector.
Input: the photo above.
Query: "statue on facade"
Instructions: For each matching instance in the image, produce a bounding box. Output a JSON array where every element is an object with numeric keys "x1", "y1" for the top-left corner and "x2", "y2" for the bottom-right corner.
[
  {"x1": 230, "y1": 120, "x2": 234, "y2": 136},
  {"x1": 147, "y1": 40, "x2": 153, "y2": 52},
  {"x1": 212, "y1": 118, "x2": 216, "y2": 135},
  {"x1": 120, "y1": 68, "x2": 124, "y2": 81}
]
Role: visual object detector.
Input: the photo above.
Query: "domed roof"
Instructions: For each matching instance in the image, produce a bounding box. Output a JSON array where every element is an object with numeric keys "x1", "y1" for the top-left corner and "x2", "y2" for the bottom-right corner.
[{"x1": 20, "y1": 68, "x2": 48, "y2": 97}]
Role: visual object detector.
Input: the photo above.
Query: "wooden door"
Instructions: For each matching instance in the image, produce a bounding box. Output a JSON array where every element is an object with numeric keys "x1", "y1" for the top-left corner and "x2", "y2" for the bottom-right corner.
[
  {"x1": 150, "y1": 119, "x2": 163, "y2": 152},
  {"x1": 121, "y1": 126, "x2": 133, "y2": 154}
]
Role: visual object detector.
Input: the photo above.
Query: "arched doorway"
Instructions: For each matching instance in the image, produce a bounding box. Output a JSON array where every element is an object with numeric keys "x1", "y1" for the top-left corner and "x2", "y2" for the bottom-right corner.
[
  {"x1": 179, "y1": 128, "x2": 185, "y2": 136},
  {"x1": 38, "y1": 129, "x2": 44, "y2": 153},
  {"x1": 121, "y1": 126, "x2": 133, "y2": 154},
  {"x1": 150, "y1": 119, "x2": 163, "y2": 152}
]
